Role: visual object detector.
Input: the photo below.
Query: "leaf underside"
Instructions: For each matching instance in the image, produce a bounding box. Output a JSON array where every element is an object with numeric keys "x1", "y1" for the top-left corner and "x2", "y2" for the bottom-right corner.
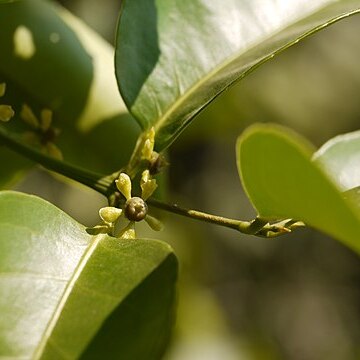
[{"x1": 115, "y1": 0, "x2": 360, "y2": 151}]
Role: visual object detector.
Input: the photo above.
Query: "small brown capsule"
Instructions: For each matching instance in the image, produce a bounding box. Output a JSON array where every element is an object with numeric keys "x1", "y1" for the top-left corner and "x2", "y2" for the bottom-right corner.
[{"x1": 124, "y1": 197, "x2": 148, "y2": 222}]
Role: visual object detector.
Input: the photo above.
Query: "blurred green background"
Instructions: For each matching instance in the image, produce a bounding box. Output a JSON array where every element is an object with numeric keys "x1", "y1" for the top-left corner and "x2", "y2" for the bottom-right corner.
[{"x1": 12, "y1": 1, "x2": 360, "y2": 359}]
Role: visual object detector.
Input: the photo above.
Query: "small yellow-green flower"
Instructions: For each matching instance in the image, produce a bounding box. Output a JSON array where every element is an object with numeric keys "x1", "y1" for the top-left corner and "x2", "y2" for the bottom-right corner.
[
  {"x1": 97, "y1": 170, "x2": 162, "y2": 239},
  {"x1": 0, "y1": 83, "x2": 15, "y2": 122}
]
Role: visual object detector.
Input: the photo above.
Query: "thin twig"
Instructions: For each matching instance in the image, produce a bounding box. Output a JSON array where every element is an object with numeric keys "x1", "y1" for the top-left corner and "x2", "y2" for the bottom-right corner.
[{"x1": 147, "y1": 198, "x2": 304, "y2": 237}]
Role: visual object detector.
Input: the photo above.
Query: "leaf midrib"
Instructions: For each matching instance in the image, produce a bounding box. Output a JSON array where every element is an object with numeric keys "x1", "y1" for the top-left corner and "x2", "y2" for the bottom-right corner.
[
  {"x1": 32, "y1": 233, "x2": 104, "y2": 360},
  {"x1": 154, "y1": 3, "x2": 360, "y2": 134}
]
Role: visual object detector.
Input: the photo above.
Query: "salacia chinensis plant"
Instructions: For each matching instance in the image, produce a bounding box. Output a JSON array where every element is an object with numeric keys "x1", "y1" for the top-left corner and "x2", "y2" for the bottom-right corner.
[{"x1": 1, "y1": 0, "x2": 360, "y2": 359}]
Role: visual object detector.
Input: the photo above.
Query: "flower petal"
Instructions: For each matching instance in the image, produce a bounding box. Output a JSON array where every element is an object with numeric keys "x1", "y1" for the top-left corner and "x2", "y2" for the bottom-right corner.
[
  {"x1": 21, "y1": 104, "x2": 40, "y2": 129},
  {"x1": 0, "y1": 105, "x2": 14, "y2": 122},
  {"x1": 0, "y1": 83, "x2": 6, "y2": 97},
  {"x1": 145, "y1": 215, "x2": 163, "y2": 231},
  {"x1": 99, "y1": 206, "x2": 122, "y2": 224},
  {"x1": 116, "y1": 173, "x2": 132, "y2": 200}
]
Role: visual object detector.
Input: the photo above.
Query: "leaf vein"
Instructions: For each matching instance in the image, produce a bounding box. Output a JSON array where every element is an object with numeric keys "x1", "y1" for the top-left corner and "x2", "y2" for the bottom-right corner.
[{"x1": 32, "y1": 234, "x2": 105, "y2": 359}]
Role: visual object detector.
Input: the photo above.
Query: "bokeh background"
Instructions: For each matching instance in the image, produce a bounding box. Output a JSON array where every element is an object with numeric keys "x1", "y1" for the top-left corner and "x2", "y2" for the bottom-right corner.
[{"x1": 12, "y1": 1, "x2": 360, "y2": 359}]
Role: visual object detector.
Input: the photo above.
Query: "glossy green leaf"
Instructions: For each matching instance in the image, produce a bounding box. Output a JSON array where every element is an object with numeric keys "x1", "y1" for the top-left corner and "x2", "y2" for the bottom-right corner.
[
  {"x1": 313, "y1": 130, "x2": 360, "y2": 191},
  {"x1": 0, "y1": 0, "x2": 140, "y2": 187},
  {"x1": 0, "y1": 191, "x2": 177, "y2": 359},
  {"x1": 236, "y1": 124, "x2": 360, "y2": 253},
  {"x1": 115, "y1": 0, "x2": 360, "y2": 151}
]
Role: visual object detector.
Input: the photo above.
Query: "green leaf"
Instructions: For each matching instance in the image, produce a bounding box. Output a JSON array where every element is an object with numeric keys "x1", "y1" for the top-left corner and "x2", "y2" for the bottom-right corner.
[
  {"x1": 236, "y1": 124, "x2": 360, "y2": 253},
  {"x1": 115, "y1": 0, "x2": 360, "y2": 151},
  {"x1": 0, "y1": 191, "x2": 177, "y2": 359},
  {"x1": 313, "y1": 130, "x2": 360, "y2": 191},
  {"x1": 344, "y1": 186, "x2": 360, "y2": 213},
  {"x1": 0, "y1": 0, "x2": 140, "y2": 186}
]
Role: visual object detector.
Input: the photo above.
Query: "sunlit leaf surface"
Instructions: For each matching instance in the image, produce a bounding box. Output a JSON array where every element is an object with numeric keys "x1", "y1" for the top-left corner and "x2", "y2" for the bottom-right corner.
[{"x1": 0, "y1": 191, "x2": 177, "y2": 359}]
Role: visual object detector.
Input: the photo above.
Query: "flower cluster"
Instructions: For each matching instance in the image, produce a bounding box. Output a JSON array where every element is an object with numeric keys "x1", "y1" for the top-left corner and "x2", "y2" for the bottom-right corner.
[
  {"x1": 92, "y1": 126, "x2": 165, "y2": 239},
  {"x1": 0, "y1": 83, "x2": 62, "y2": 159}
]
